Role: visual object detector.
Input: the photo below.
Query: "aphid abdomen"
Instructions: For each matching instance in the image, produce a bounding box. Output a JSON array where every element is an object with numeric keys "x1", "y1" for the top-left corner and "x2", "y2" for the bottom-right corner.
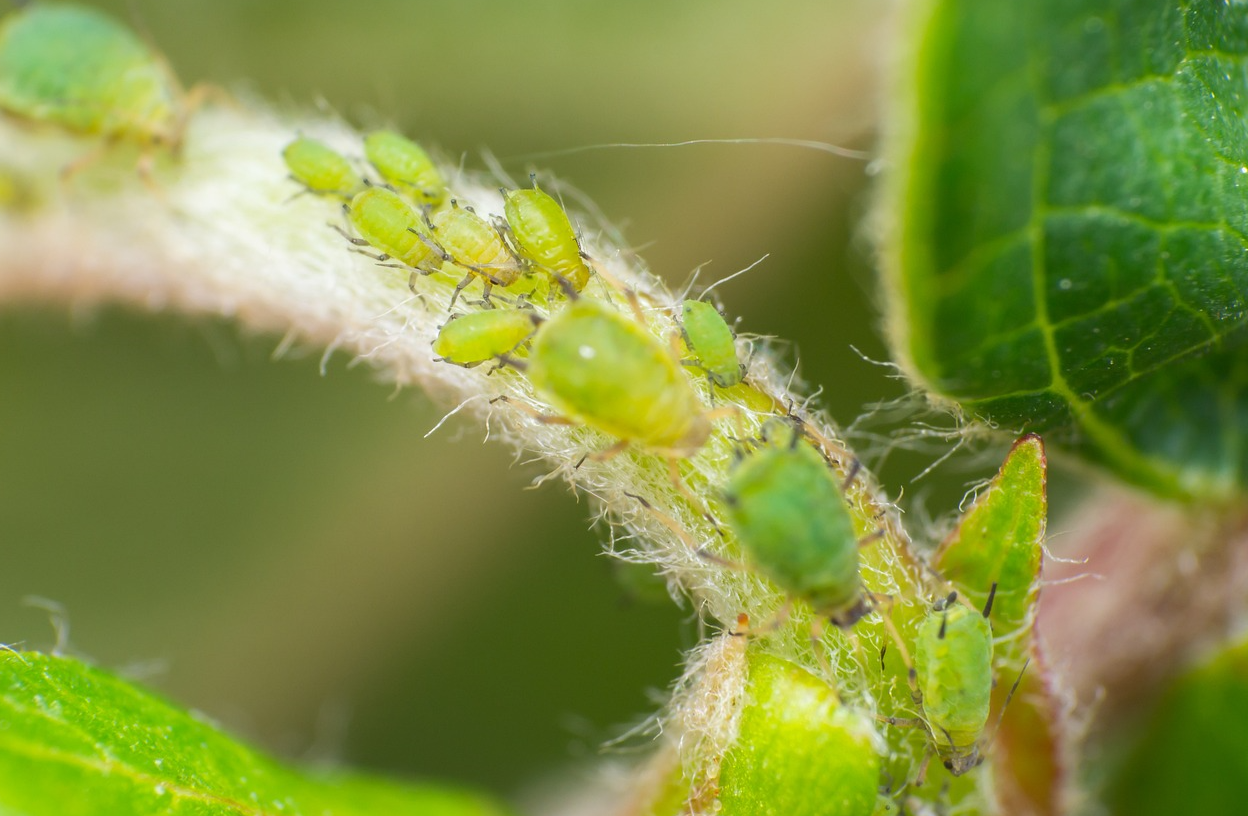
[
  {"x1": 504, "y1": 188, "x2": 591, "y2": 291},
  {"x1": 433, "y1": 309, "x2": 540, "y2": 367},
  {"x1": 282, "y1": 137, "x2": 362, "y2": 197},
  {"x1": 0, "y1": 4, "x2": 176, "y2": 141},
  {"x1": 681, "y1": 299, "x2": 743, "y2": 387},
  {"x1": 914, "y1": 603, "x2": 993, "y2": 763},
  {"x1": 346, "y1": 186, "x2": 434, "y2": 269},
  {"x1": 364, "y1": 130, "x2": 446, "y2": 207},
  {"x1": 724, "y1": 440, "x2": 861, "y2": 619},
  {"x1": 431, "y1": 207, "x2": 522, "y2": 286},
  {"x1": 525, "y1": 300, "x2": 707, "y2": 452}
]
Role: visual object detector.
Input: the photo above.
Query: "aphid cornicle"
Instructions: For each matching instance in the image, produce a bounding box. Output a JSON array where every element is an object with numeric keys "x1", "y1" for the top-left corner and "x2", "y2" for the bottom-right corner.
[
  {"x1": 502, "y1": 185, "x2": 592, "y2": 292},
  {"x1": 722, "y1": 425, "x2": 866, "y2": 628},
  {"x1": 912, "y1": 590, "x2": 995, "y2": 776},
  {"x1": 0, "y1": 3, "x2": 200, "y2": 170},
  {"x1": 681, "y1": 299, "x2": 744, "y2": 388},
  {"x1": 281, "y1": 137, "x2": 363, "y2": 198},
  {"x1": 433, "y1": 309, "x2": 541, "y2": 368},
  {"x1": 363, "y1": 130, "x2": 446, "y2": 208},
  {"x1": 521, "y1": 298, "x2": 712, "y2": 456}
]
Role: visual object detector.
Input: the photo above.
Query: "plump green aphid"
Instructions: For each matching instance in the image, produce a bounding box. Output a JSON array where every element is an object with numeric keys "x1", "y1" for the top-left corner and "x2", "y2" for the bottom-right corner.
[
  {"x1": 722, "y1": 427, "x2": 865, "y2": 627},
  {"x1": 364, "y1": 130, "x2": 446, "y2": 208},
  {"x1": 345, "y1": 186, "x2": 437, "y2": 269},
  {"x1": 281, "y1": 137, "x2": 363, "y2": 198},
  {"x1": 524, "y1": 299, "x2": 711, "y2": 455},
  {"x1": 428, "y1": 204, "x2": 525, "y2": 305},
  {"x1": 0, "y1": 3, "x2": 186, "y2": 146},
  {"x1": 681, "y1": 299, "x2": 744, "y2": 387},
  {"x1": 433, "y1": 309, "x2": 541, "y2": 367},
  {"x1": 503, "y1": 186, "x2": 591, "y2": 291},
  {"x1": 913, "y1": 591, "x2": 994, "y2": 776}
]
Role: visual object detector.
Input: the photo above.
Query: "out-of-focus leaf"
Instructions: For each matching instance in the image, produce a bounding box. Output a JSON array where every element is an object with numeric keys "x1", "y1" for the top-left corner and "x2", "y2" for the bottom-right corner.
[
  {"x1": 0, "y1": 651, "x2": 514, "y2": 816},
  {"x1": 1106, "y1": 634, "x2": 1248, "y2": 816},
  {"x1": 886, "y1": 0, "x2": 1248, "y2": 499}
]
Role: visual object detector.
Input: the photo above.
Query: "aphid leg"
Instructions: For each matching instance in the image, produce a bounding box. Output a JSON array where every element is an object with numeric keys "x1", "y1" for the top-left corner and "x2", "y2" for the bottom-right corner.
[
  {"x1": 694, "y1": 548, "x2": 746, "y2": 570},
  {"x1": 623, "y1": 288, "x2": 649, "y2": 325},
  {"x1": 58, "y1": 140, "x2": 112, "y2": 189},
  {"x1": 448, "y1": 273, "x2": 475, "y2": 310},
  {"x1": 752, "y1": 598, "x2": 794, "y2": 635},
  {"x1": 167, "y1": 83, "x2": 232, "y2": 157},
  {"x1": 857, "y1": 528, "x2": 886, "y2": 549},
  {"x1": 877, "y1": 598, "x2": 921, "y2": 706},
  {"x1": 841, "y1": 457, "x2": 863, "y2": 492},
  {"x1": 912, "y1": 749, "x2": 934, "y2": 788},
  {"x1": 664, "y1": 457, "x2": 710, "y2": 517},
  {"x1": 807, "y1": 617, "x2": 842, "y2": 701},
  {"x1": 488, "y1": 394, "x2": 575, "y2": 425},
  {"x1": 623, "y1": 491, "x2": 700, "y2": 552},
  {"x1": 583, "y1": 439, "x2": 631, "y2": 464}
]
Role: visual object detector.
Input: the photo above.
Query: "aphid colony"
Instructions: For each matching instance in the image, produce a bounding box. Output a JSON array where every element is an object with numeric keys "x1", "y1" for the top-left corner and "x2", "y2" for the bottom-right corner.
[
  {"x1": 280, "y1": 129, "x2": 1008, "y2": 793},
  {"x1": 0, "y1": 2, "x2": 1012, "y2": 797}
]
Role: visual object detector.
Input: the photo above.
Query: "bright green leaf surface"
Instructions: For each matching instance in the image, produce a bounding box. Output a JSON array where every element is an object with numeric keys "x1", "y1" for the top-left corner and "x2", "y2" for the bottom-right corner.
[
  {"x1": 889, "y1": 0, "x2": 1248, "y2": 498},
  {"x1": 935, "y1": 434, "x2": 1045, "y2": 655},
  {"x1": 0, "y1": 651, "x2": 514, "y2": 816},
  {"x1": 1106, "y1": 634, "x2": 1248, "y2": 816}
]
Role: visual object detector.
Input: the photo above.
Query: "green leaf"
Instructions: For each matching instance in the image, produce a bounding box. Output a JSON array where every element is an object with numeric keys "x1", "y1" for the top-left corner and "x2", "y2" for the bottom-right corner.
[
  {"x1": 935, "y1": 434, "x2": 1045, "y2": 653},
  {"x1": 886, "y1": 0, "x2": 1248, "y2": 499},
  {"x1": 0, "y1": 651, "x2": 514, "y2": 816},
  {"x1": 1105, "y1": 633, "x2": 1248, "y2": 816}
]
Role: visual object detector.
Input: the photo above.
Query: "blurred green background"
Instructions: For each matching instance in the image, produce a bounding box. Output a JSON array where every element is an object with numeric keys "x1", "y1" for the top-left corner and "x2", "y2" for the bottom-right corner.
[{"x1": 0, "y1": 0, "x2": 921, "y2": 804}]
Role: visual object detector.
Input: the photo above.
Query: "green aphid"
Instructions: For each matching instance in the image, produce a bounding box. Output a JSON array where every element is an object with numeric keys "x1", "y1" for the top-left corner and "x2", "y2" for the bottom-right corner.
[
  {"x1": 0, "y1": 3, "x2": 191, "y2": 152},
  {"x1": 502, "y1": 185, "x2": 591, "y2": 292},
  {"x1": 281, "y1": 136, "x2": 362, "y2": 198},
  {"x1": 344, "y1": 186, "x2": 437, "y2": 270},
  {"x1": 681, "y1": 299, "x2": 744, "y2": 388},
  {"x1": 722, "y1": 426, "x2": 866, "y2": 628},
  {"x1": 523, "y1": 299, "x2": 712, "y2": 456},
  {"x1": 427, "y1": 204, "x2": 525, "y2": 306},
  {"x1": 913, "y1": 589, "x2": 995, "y2": 776},
  {"x1": 364, "y1": 130, "x2": 446, "y2": 208},
  {"x1": 433, "y1": 309, "x2": 541, "y2": 368}
]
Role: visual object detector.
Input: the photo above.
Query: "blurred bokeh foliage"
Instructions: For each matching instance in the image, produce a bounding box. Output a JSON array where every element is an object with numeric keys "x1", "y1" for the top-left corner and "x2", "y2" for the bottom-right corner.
[{"x1": 0, "y1": 0, "x2": 904, "y2": 800}]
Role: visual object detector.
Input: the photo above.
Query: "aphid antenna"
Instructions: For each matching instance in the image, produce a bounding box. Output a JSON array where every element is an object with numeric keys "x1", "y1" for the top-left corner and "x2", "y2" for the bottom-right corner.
[
  {"x1": 984, "y1": 657, "x2": 1031, "y2": 742},
  {"x1": 700, "y1": 253, "x2": 770, "y2": 299}
]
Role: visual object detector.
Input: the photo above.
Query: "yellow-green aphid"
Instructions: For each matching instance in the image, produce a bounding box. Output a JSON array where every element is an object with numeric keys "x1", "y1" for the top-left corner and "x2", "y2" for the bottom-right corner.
[
  {"x1": 0, "y1": 3, "x2": 187, "y2": 149},
  {"x1": 364, "y1": 130, "x2": 446, "y2": 207},
  {"x1": 523, "y1": 299, "x2": 711, "y2": 456},
  {"x1": 344, "y1": 185, "x2": 437, "y2": 270},
  {"x1": 681, "y1": 299, "x2": 743, "y2": 388},
  {"x1": 717, "y1": 653, "x2": 880, "y2": 816},
  {"x1": 427, "y1": 203, "x2": 525, "y2": 306},
  {"x1": 913, "y1": 589, "x2": 995, "y2": 776},
  {"x1": 433, "y1": 309, "x2": 541, "y2": 368},
  {"x1": 722, "y1": 426, "x2": 866, "y2": 627},
  {"x1": 502, "y1": 185, "x2": 591, "y2": 292},
  {"x1": 281, "y1": 136, "x2": 362, "y2": 198}
]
